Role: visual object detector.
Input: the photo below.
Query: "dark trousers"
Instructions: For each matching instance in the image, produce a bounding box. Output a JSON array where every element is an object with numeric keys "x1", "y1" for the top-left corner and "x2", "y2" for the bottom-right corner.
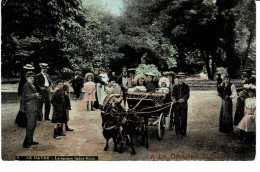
[
  {"x1": 174, "y1": 107, "x2": 188, "y2": 135},
  {"x1": 24, "y1": 111, "x2": 37, "y2": 145},
  {"x1": 94, "y1": 91, "x2": 99, "y2": 109},
  {"x1": 37, "y1": 90, "x2": 51, "y2": 121},
  {"x1": 73, "y1": 88, "x2": 81, "y2": 99}
]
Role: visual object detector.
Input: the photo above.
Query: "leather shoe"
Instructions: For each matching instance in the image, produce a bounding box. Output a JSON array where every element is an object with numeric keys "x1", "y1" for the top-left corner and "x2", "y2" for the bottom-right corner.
[
  {"x1": 23, "y1": 144, "x2": 31, "y2": 149},
  {"x1": 30, "y1": 141, "x2": 39, "y2": 145},
  {"x1": 66, "y1": 127, "x2": 74, "y2": 131},
  {"x1": 59, "y1": 132, "x2": 66, "y2": 136}
]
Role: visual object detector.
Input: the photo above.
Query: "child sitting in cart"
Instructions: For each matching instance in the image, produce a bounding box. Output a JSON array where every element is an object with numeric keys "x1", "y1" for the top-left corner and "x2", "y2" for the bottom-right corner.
[
  {"x1": 156, "y1": 77, "x2": 170, "y2": 94},
  {"x1": 128, "y1": 74, "x2": 147, "y2": 92}
]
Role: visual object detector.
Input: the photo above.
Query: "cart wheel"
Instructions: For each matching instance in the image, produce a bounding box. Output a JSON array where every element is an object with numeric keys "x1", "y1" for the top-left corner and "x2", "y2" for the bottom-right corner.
[
  {"x1": 158, "y1": 113, "x2": 165, "y2": 140},
  {"x1": 168, "y1": 113, "x2": 174, "y2": 131}
]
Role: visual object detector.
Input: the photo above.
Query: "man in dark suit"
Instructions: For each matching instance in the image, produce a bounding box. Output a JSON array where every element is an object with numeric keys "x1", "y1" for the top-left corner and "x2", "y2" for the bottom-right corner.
[
  {"x1": 21, "y1": 72, "x2": 42, "y2": 149},
  {"x1": 15, "y1": 64, "x2": 34, "y2": 128},
  {"x1": 34, "y1": 63, "x2": 52, "y2": 121},
  {"x1": 70, "y1": 71, "x2": 84, "y2": 100},
  {"x1": 172, "y1": 72, "x2": 190, "y2": 136}
]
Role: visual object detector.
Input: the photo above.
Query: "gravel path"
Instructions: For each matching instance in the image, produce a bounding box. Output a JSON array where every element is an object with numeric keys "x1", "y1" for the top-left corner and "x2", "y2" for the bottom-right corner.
[{"x1": 1, "y1": 91, "x2": 255, "y2": 161}]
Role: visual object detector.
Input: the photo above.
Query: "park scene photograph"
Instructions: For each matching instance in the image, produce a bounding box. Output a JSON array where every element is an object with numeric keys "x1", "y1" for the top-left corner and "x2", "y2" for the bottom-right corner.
[{"x1": 1, "y1": 0, "x2": 257, "y2": 161}]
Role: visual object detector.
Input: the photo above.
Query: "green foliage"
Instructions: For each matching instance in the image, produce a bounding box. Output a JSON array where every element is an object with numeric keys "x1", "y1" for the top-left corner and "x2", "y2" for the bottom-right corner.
[
  {"x1": 1, "y1": 0, "x2": 256, "y2": 80},
  {"x1": 135, "y1": 64, "x2": 162, "y2": 77}
]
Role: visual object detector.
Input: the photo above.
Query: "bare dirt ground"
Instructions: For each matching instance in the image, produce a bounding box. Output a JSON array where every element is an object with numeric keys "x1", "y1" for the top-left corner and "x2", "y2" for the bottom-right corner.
[{"x1": 1, "y1": 91, "x2": 255, "y2": 161}]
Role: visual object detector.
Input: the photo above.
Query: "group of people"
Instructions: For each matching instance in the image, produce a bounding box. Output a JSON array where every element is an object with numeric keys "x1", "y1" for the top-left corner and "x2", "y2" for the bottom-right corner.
[
  {"x1": 217, "y1": 69, "x2": 256, "y2": 145},
  {"x1": 16, "y1": 61, "x2": 256, "y2": 149},
  {"x1": 16, "y1": 63, "x2": 74, "y2": 149},
  {"x1": 78, "y1": 66, "x2": 190, "y2": 137}
]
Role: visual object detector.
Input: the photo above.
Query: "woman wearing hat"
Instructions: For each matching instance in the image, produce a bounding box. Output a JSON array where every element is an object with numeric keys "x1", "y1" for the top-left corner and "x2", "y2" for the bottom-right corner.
[
  {"x1": 83, "y1": 73, "x2": 96, "y2": 111},
  {"x1": 172, "y1": 72, "x2": 190, "y2": 136},
  {"x1": 15, "y1": 64, "x2": 35, "y2": 128},
  {"x1": 128, "y1": 74, "x2": 147, "y2": 92},
  {"x1": 145, "y1": 72, "x2": 157, "y2": 92},
  {"x1": 217, "y1": 74, "x2": 237, "y2": 133}
]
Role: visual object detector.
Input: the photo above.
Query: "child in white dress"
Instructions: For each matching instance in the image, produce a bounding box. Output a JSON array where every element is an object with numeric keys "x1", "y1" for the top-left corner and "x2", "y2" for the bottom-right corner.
[
  {"x1": 237, "y1": 89, "x2": 256, "y2": 144},
  {"x1": 156, "y1": 77, "x2": 170, "y2": 94}
]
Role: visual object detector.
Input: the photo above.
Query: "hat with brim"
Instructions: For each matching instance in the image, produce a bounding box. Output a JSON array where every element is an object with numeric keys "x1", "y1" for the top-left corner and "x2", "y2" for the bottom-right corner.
[
  {"x1": 23, "y1": 64, "x2": 35, "y2": 70},
  {"x1": 245, "y1": 88, "x2": 256, "y2": 95},
  {"x1": 159, "y1": 77, "x2": 170, "y2": 88},
  {"x1": 145, "y1": 72, "x2": 156, "y2": 77},
  {"x1": 243, "y1": 68, "x2": 252, "y2": 72},
  {"x1": 85, "y1": 73, "x2": 94, "y2": 80},
  {"x1": 134, "y1": 74, "x2": 147, "y2": 85},
  {"x1": 163, "y1": 71, "x2": 176, "y2": 77},
  {"x1": 26, "y1": 72, "x2": 36, "y2": 78},
  {"x1": 40, "y1": 63, "x2": 49, "y2": 69},
  {"x1": 128, "y1": 68, "x2": 136, "y2": 74},
  {"x1": 223, "y1": 73, "x2": 230, "y2": 79},
  {"x1": 176, "y1": 72, "x2": 187, "y2": 78}
]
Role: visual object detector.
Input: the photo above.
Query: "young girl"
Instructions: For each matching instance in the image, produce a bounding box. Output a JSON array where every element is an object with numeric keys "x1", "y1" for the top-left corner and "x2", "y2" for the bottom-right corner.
[
  {"x1": 63, "y1": 85, "x2": 73, "y2": 131},
  {"x1": 157, "y1": 77, "x2": 170, "y2": 94},
  {"x1": 83, "y1": 73, "x2": 96, "y2": 111},
  {"x1": 237, "y1": 89, "x2": 256, "y2": 144}
]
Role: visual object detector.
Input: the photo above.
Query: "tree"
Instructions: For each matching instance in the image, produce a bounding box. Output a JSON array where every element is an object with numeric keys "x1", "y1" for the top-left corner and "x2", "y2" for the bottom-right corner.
[{"x1": 1, "y1": 0, "x2": 85, "y2": 77}]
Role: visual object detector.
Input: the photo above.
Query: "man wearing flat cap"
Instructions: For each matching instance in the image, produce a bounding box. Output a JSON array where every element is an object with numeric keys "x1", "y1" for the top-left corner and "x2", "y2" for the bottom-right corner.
[
  {"x1": 34, "y1": 63, "x2": 52, "y2": 121},
  {"x1": 21, "y1": 72, "x2": 42, "y2": 149},
  {"x1": 172, "y1": 72, "x2": 190, "y2": 136}
]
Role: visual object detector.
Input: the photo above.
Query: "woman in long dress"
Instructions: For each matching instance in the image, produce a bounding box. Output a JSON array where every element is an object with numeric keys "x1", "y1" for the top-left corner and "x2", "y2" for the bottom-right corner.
[
  {"x1": 217, "y1": 74, "x2": 237, "y2": 133},
  {"x1": 98, "y1": 69, "x2": 108, "y2": 105}
]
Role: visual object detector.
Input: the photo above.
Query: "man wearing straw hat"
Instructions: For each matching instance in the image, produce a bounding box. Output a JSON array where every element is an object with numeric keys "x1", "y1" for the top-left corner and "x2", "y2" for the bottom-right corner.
[
  {"x1": 15, "y1": 64, "x2": 35, "y2": 128},
  {"x1": 34, "y1": 63, "x2": 52, "y2": 121},
  {"x1": 172, "y1": 72, "x2": 190, "y2": 136}
]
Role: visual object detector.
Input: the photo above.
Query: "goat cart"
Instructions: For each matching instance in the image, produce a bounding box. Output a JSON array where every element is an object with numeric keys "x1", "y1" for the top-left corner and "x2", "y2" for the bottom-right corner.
[{"x1": 126, "y1": 92, "x2": 174, "y2": 140}]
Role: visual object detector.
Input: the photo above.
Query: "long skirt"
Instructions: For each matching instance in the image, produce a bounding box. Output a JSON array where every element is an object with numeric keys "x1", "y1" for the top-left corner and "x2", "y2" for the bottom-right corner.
[
  {"x1": 96, "y1": 83, "x2": 104, "y2": 105},
  {"x1": 237, "y1": 114, "x2": 255, "y2": 132},
  {"x1": 219, "y1": 98, "x2": 233, "y2": 133},
  {"x1": 234, "y1": 97, "x2": 245, "y2": 126}
]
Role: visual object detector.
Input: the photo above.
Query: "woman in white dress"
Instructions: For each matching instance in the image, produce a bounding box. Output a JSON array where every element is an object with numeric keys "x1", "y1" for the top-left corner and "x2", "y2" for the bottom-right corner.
[{"x1": 99, "y1": 69, "x2": 109, "y2": 104}]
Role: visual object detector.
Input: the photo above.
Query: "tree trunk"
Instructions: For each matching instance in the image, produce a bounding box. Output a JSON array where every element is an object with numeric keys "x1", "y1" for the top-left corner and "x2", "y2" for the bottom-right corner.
[
  {"x1": 201, "y1": 49, "x2": 213, "y2": 80},
  {"x1": 244, "y1": 27, "x2": 254, "y2": 66},
  {"x1": 211, "y1": 50, "x2": 217, "y2": 80}
]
